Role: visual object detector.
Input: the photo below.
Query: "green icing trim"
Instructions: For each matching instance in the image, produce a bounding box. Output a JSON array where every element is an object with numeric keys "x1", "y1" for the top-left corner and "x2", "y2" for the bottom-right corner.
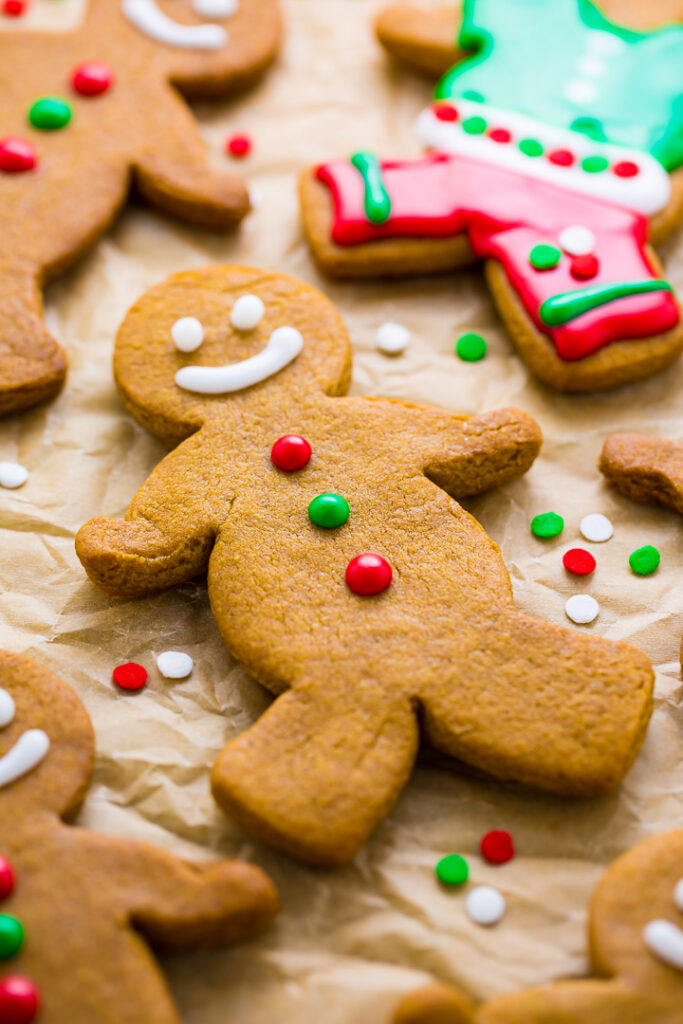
[
  {"x1": 540, "y1": 280, "x2": 673, "y2": 326},
  {"x1": 350, "y1": 151, "x2": 391, "y2": 225}
]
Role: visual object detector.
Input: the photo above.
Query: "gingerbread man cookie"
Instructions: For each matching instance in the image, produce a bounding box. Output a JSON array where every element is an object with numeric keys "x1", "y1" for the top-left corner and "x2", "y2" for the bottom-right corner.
[
  {"x1": 75, "y1": 265, "x2": 654, "y2": 867},
  {"x1": 600, "y1": 433, "x2": 683, "y2": 514},
  {"x1": 301, "y1": 0, "x2": 683, "y2": 393},
  {"x1": 394, "y1": 829, "x2": 683, "y2": 1024},
  {"x1": 0, "y1": 647, "x2": 278, "y2": 1024},
  {"x1": 0, "y1": 0, "x2": 280, "y2": 416}
]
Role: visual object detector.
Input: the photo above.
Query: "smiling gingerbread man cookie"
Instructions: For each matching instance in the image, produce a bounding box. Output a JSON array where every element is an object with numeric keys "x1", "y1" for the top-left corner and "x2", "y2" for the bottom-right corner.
[
  {"x1": 394, "y1": 830, "x2": 683, "y2": 1024},
  {"x1": 75, "y1": 265, "x2": 654, "y2": 867},
  {"x1": 301, "y1": 0, "x2": 683, "y2": 393},
  {"x1": 0, "y1": 647, "x2": 278, "y2": 1024},
  {"x1": 0, "y1": 0, "x2": 280, "y2": 416}
]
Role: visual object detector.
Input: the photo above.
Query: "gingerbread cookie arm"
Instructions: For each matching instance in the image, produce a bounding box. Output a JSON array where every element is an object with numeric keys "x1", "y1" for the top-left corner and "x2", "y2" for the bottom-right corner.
[
  {"x1": 599, "y1": 434, "x2": 683, "y2": 515},
  {"x1": 475, "y1": 981, "x2": 653, "y2": 1024},
  {"x1": 375, "y1": 5, "x2": 463, "y2": 77},
  {"x1": 394, "y1": 983, "x2": 475, "y2": 1024}
]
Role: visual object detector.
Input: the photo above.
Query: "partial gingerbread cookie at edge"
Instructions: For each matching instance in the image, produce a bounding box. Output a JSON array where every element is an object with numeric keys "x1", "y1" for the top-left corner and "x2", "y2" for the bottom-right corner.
[
  {"x1": 394, "y1": 830, "x2": 683, "y2": 1024},
  {"x1": 0, "y1": 0, "x2": 281, "y2": 416},
  {"x1": 76, "y1": 265, "x2": 654, "y2": 868},
  {"x1": 600, "y1": 433, "x2": 683, "y2": 514},
  {"x1": 300, "y1": 0, "x2": 683, "y2": 393},
  {"x1": 0, "y1": 648, "x2": 278, "y2": 1023}
]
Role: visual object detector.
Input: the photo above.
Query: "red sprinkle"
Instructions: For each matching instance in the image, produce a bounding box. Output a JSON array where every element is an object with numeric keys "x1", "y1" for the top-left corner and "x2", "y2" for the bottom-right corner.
[
  {"x1": 226, "y1": 133, "x2": 252, "y2": 158},
  {"x1": 613, "y1": 160, "x2": 639, "y2": 178},
  {"x1": 346, "y1": 554, "x2": 392, "y2": 596},
  {"x1": 112, "y1": 662, "x2": 148, "y2": 692},
  {"x1": 480, "y1": 830, "x2": 515, "y2": 865},
  {"x1": 2, "y1": 0, "x2": 27, "y2": 16},
  {"x1": 570, "y1": 253, "x2": 599, "y2": 280},
  {"x1": 71, "y1": 61, "x2": 115, "y2": 97},
  {"x1": 271, "y1": 435, "x2": 312, "y2": 472},
  {"x1": 0, "y1": 857, "x2": 15, "y2": 901},
  {"x1": 489, "y1": 127, "x2": 511, "y2": 143},
  {"x1": 0, "y1": 138, "x2": 37, "y2": 174},
  {"x1": 0, "y1": 977, "x2": 40, "y2": 1024},
  {"x1": 432, "y1": 102, "x2": 458, "y2": 122},
  {"x1": 563, "y1": 548, "x2": 596, "y2": 575},
  {"x1": 547, "y1": 148, "x2": 575, "y2": 167}
]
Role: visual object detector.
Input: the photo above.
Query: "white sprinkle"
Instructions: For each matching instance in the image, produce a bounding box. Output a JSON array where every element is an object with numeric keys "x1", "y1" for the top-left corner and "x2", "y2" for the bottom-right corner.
[
  {"x1": 156, "y1": 651, "x2": 194, "y2": 680},
  {"x1": 644, "y1": 919, "x2": 683, "y2": 972},
  {"x1": 376, "y1": 322, "x2": 410, "y2": 355},
  {"x1": 466, "y1": 886, "x2": 506, "y2": 927},
  {"x1": 231, "y1": 295, "x2": 265, "y2": 331},
  {"x1": 565, "y1": 594, "x2": 600, "y2": 625},
  {"x1": 193, "y1": 0, "x2": 237, "y2": 17},
  {"x1": 563, "y1": 79, "x2": 598, "y2": 104},
  {"x1": 580, "y1": 513, "x2": 613, "y2": 543},
  {"x1": 172, "y1": 317, "x2": 204, "y2": 353},
  {"x1": 0, "y1": 462, "x2": 28, "y2": 489},
  {"x1": 559, "y1": 225, "x2": 596, "y2": 256}
]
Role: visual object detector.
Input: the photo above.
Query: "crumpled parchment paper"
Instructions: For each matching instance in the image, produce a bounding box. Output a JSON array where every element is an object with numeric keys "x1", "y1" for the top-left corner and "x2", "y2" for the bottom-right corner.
[{"x1": 1, "y1": 1, "x2": 682, "y2": 1021}]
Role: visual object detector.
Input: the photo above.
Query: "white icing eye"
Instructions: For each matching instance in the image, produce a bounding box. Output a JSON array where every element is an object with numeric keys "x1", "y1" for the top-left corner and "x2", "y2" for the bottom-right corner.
[
  {"x1": 192, "y1": 0, "x2": 237, "y2": 17},
  {"x1": 559, "y1": 225, "x2": 596, "y2": 256},
  {"x1": 231, "y1": 295, "x2": 265, "y2": 331},
  {"x1": 644, "y1": 919, "x2": 683, "y2": 972},
  {"x1": 172, "y1": 317, "x2": 204, "y2": 353},
  {"x1": 0, "y1": 689, "x2": 15, "y2": 728}
]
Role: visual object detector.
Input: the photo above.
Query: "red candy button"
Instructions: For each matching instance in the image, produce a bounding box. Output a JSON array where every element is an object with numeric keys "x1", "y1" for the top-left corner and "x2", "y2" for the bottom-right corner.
[
  {"x1": 547, "y1": 148, "x2": 574, "y2": 167},
  {"x1": 480, "y1": 830, "x2": 515, "y2": 865},
  {"x1": 2, "y1": 0, "x2": 26, "y2": 16},
  {"x1": 0, "y1": 977, "x2": 40, "y2": 1024},
  {"x1": 346, "y1": 554, "x2": 392, "y2": 596},
  {"x1": 613, "y1": 160, "x2": 639, "y2": 178},
  {"x1": 226, "y1": 133, "x2": 251, "y2": 158},
  {"x1": 489, "y1": 127, "x2": 511, "y2": 143},
  {"x1": 563, "y1": 548, "x2": 596, "y2": 576},
  {"x1": 271, "y1": 435, "x2": 311, "y2": 472},
  {"x1": 71, "y1": 61, "x2": 115, "y2": 97},
  {"x1": 570, "y1": 254, "x2": 599, "y2": 280},
  {"x1": 0, "y1": 859, "x2": 15, "y2": 902},
  {"x1": 0, "y1": 138, "x2": 37, "y2": 174},
  {"x1": 432, "y1": 102, "x2": 458, "y2": 122},
  {"x1": 112, "y1": 662, "x2": 148, "y2": 692}
]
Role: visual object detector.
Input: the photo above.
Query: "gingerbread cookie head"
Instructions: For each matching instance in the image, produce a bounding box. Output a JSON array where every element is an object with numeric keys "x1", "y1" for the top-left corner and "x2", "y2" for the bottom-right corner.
[
  {"x1": 0, "y1": 652, "x2": 94, "y2": 823},
  {"x1": 114, "y1": 265, "x2": 353, "y2": 444}
]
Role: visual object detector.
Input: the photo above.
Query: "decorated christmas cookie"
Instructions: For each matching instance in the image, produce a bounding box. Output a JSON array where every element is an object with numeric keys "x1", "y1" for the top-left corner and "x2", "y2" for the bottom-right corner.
[
  {"x1": 0, "y1": 648, "x2": 279, "y2": 1023},
  {"x1": 600, "y1": 433, "x2": 683, "y2": 514},
  {"x1": 301, "y1": 0, "x2": 683, "y2": 393},
  {"x1": 75, "y1": 265, "x2": 654, "y2": 867},
  {"x1": 0, "y1": 0, "x2": 280, "y2": 416},
  {"x1": 394, "y1": 829, "x2": 683, "y2": 1024}
]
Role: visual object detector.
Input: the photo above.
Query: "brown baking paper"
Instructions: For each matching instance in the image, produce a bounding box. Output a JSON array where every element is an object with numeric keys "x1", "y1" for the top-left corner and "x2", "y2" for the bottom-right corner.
[{"x1": 1, "y1": 1, "x2": 682, "y2": 1021}]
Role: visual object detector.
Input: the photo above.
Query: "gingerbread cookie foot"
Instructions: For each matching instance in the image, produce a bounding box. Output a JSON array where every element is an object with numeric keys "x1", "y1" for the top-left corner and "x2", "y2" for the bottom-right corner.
[{"x1": 599, "y1": 434, "x2": 683, "y2": 514}]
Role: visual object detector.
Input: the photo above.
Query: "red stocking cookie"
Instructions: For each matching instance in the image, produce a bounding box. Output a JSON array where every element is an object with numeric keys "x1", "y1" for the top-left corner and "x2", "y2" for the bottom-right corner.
[
  {"x1": 301, "y1": 0, "x2": 683, "y2": 392},
  {"x1": 394, "y1": 830, "x2": 683, "y2": 1024},
  {"x1": 0, "y1": 0, "x2": 280, "y2": 416},
  {"x1": 76, "y1": 265, "x2": 653, "y2": 867},
  {"x1": 0, "y1": 648, "x2": 278, "y2": 1023}
]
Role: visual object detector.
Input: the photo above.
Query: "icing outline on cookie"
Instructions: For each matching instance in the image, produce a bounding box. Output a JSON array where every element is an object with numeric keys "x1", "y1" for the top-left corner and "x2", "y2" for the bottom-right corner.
[
  {"x1": 122, "y1": 0, "x2": 228, "y2": 49},
  {"x1": 175, "y1": 326, "x2": 304, "y2": 394}
]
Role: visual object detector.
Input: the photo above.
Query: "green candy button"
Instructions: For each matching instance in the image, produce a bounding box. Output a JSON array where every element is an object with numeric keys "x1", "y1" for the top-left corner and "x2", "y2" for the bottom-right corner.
[
  {"x1": 29, "y1": 96, "x2": 72, "y2": 131},
  {"x1": 629, "y1": 545, "x2": 660, "y2": 576},
  {"x1": 529, "y1": 243, "x2": 562, "y2": 271},
  {"x1": 462, "y1": 116, "x2": 487, "y2": 135},
  {"x1": 308, "y1": 493, "x2": 350, "y2": 529},
  {"x1": 456, "y1": 332, "x2": 487, "y2": 361},
  {"x1": 435, "y1": 854, "x2": 469, "y2": 887},
  {"x1": 0, "y1": 915, "x2": 24, "y2": 959},
  {"x1": 531, "y1": 512, "x2": 564, "y2": 538}
]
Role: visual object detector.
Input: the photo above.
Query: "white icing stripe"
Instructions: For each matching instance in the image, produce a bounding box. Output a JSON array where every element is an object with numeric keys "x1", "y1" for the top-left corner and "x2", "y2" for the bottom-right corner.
[
  {"x1": 0, "y1": 689, "x2": 15, "y2": 729},
  {"x1": 644, "y1": 919, "x2": 683, "y2": 972},
  {"x1": 0, "y1": 729, "x2": 50, "y2": 789},
  {"x1": 417, "y1": 99, "x2": 671, "y2": 216},
  {"x1": 122, "y1": 0, "x2": 227, "y2": 49},
  {"x1": 175, "y1": 326, "x2": 304, "y2": 394}
]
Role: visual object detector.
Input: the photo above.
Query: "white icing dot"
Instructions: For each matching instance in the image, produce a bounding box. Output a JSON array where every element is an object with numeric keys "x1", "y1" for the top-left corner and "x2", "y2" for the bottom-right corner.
[
  {"x1": 231, "y1": 295, "x2": 265, "y2": 331},
  {"x1": 466, "y1": 886, "x2": 506, "y2": 927},
  {"x1": 563, "y1": 79, "x2": 598, "y2": 105},
  {"x1": 172, "y1": 317, "x2": 204, "y2": 353},
  {"x1": 192, "y1": 0, "x2": 237, "y2": 17},
  {"x1": 576, "y1": 56, "x2": 606, "y2": 78},
  {"x1": 0, "y1": 462, "x2": 28, "y2": 489},
  {"x1": 376, "y1": 322, "x2": 410, "y2": 355},
  {"x1": 587, "y1": 30, "x2": 626, "y2": 56},
  {"x1": 580, "y1": 513, "x2": 613, "y2": 543},
  {"x1": 0, "y1": 689, "x2": 15, "y2": 728},
  {"x1": 565, "y1": 594, "x2": 600, "y2": 625},
  {"x1": 559, "y1": 225, "x2": 596, "y2": 256},
  {"x1": 156, "y1": 651, "x2": 194, "y2": 679},
  {"x1": 644, "y1": 919, "x2": 683, "y2": 972},
  {"x1": 674, "y1": 878, "x2": 683, "y2": 912}
]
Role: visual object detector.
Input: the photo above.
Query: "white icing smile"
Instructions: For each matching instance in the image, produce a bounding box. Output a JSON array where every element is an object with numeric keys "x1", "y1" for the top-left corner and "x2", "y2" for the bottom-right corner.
[
  {"x1": 175, "y1": 326, "x2": 304, "y2": 394},
  {"x1": 643, "y1": 878, "x2": 683, "y2": 973},
  {"x1": 0, "y1": 687, "x2": 50, "y2": 789},
  {"x1": 122, "y1": 0, "x2": 228, "y2": 49}
]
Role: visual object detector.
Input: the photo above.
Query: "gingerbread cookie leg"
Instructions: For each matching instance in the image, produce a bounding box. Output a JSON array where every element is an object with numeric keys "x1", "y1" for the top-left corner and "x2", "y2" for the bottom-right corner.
[
  {"x1": 394, "y1": 984, "x2": 475, "y2": 1024},
  {"x1": 599, "y1": 433, "x2": 683, "y2": 514},
  {"x1": 375, "y1": 4, "x2": 461, "y2": 77}
]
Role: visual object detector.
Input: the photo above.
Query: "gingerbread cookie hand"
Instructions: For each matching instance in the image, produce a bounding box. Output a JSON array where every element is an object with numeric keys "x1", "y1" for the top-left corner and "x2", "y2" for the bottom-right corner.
[
  {"x1": 77, "y1": 265, "x2": 652, "y2": 867},
  {"x1": 0, "y1": 0, "x2": 281, "y2": 417},
  {"x1": 0, "y1": 648, "x2": 278, "y2": 1023}
]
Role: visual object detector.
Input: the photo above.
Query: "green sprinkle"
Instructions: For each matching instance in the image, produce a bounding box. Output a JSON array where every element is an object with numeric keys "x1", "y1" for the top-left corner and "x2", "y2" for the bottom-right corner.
[
  {"x1": 570, "y1": 117, "x2": 606, "y2": 142},
  {"x1": 531, "y1": 512, "x2": 564, "y2": 538},
  {"x1": 456, "y1": 332, "x2": 487, "y2": 361},
  {"x1": 581, "y1": 155, "x2": 609, "y2": 173},
  {"x1": 435, "y1": 854, "x2": 469, "y2": 886},
  {"x1": 28, "y1": 96, "x2": 72, "y2": 131},
  {"x1": 529, "y1": 243, "x2": 562, "y2": 271},
  {"x1": 462, "y1": 116, "x2": 487, "y2": 135},
  {"x1": 350, "y1": 151, "x2": 391, "y2": 225},
  {"x1": 518, "y1": 137, "x2": 544, "y2": 157},
  {"x1": 629, "y1": 545, "x2": 660, "y2": 575}
]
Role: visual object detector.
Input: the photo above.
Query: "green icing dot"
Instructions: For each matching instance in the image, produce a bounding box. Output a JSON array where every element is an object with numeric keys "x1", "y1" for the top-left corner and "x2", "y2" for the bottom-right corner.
[
  {"x1": 531, "y1": 512, "x2": 564, "y2": 539},
  {"x1": 570, "y1": 117, "x2": 607, "y2": 142},
  {"x1": 462, "y1": 116, "x2": 487, "y2": 135},
  {"x1": 456, "y1": 332, "x2": 487, "y2": 361},
  {"x1": 518, "y1": 137, "x2": 544, "y2": 157},
  {"x1": 308, "y1": 493, "x2": 350, "y2": 530},
  {"x1": 28, "y1": 96, "x2": 72, "y2": 131},
  {"x1": 435, "y1": 854, "x2": 469, "y2": 887},
  {"x1": 529, "y1": 243, "x2": 562, "y2": 271},
  {"x1": 629, "y1": 545, "x2": 660, "y2": 576},
  {"x1": 581, "y1": 155, "x2": 609, "y2": 173},
  {"x1": 0, "y1": 916, "x2": 24, "y2": 960},
  {"x1": 462, "y1": 90, "x2": 485, "y2": 103}
]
